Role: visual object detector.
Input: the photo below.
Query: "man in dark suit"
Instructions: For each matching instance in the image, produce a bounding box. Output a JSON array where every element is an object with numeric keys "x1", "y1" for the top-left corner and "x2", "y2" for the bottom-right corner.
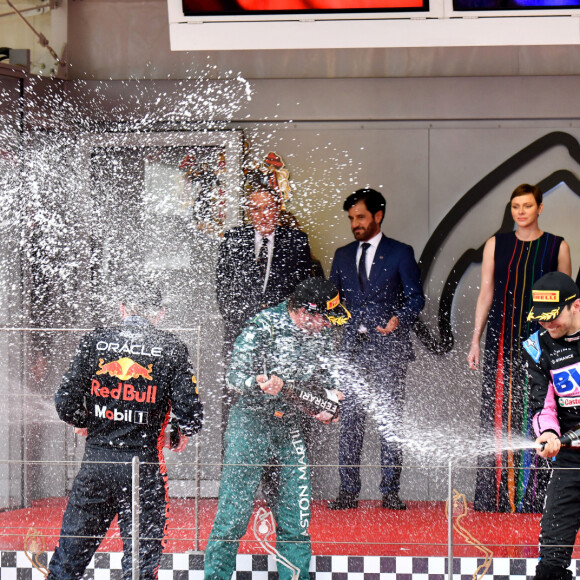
[
  {"x1": 328, "y1": 188, "x2": 425, "y2": 510},
  {"x1": 216, "y1": 186, "x2": 313, "y2": 357},
  {"x1": 215, "y1": 186, "x2": 313, "y2": 500}
]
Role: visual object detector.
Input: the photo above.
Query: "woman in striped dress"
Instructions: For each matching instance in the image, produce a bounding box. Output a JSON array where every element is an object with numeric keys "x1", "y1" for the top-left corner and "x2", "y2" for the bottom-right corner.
[{"x1": 467, "y1": 183, "x2": 571, "y2": 512}]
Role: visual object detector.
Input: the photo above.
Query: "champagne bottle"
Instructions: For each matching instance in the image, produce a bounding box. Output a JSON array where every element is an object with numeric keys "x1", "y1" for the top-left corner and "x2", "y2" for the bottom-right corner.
[
  {"x1": 560, "y1": 425, "x2": 580, "y2": 447},
  {"x1": 262, "y1": 360, "x2": 341, "y2": 420},
  {"x1": 282, "y1": 378, "x2": 341, "y2": 420},
  {"x1": 540, "y1": 425, "x2": 580, "y2": 450}
]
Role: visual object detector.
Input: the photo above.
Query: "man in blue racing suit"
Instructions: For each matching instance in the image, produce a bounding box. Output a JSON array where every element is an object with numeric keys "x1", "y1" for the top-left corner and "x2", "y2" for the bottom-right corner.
[{"x1": 523, "y1": 272, "x2": 580, "y2": 580}]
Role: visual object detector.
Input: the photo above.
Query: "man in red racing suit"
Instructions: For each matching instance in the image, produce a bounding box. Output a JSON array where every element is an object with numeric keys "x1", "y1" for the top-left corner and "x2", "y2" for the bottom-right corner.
[
  {"x1": 523, "y1": 272, "x2": 580, "y2": 580},
  {"x1": 47, "y1": 282, "x2": 203, "y2": 580}
]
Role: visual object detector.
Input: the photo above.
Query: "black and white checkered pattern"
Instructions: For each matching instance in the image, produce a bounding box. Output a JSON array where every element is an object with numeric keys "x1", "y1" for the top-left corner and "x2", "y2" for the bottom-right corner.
[{"x1": 3, "y1": 551, "x2": 580, "y2": 579}]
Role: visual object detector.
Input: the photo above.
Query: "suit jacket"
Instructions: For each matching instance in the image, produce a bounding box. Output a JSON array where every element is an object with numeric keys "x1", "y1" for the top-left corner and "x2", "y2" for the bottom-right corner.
[
  {"x1": 330, "y1": 234, "x2": 425, "y2": 360},
  {"x1": 216, "y1": 225, "x2": 312, "y2": 345}
]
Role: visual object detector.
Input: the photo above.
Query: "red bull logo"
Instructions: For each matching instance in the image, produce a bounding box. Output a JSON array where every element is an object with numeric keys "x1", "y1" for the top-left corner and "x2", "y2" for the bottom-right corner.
[
  {"x1": 91, "y1": 379, "x2": 157, "y2": 404},
  {"x1": 96, "y1": 357, "x2": 153, "y2": 381}
]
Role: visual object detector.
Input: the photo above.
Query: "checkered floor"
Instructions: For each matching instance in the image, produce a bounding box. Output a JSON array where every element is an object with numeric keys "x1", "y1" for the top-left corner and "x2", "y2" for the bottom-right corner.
[{"x1": 3, "y1": 551, "x2": 579, "y2": 579}]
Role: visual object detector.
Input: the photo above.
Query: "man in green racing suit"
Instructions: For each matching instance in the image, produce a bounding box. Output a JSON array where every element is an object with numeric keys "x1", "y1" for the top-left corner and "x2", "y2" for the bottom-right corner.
[{"x1": 204, "y1": 278, "x2": 349, "y2": 580}]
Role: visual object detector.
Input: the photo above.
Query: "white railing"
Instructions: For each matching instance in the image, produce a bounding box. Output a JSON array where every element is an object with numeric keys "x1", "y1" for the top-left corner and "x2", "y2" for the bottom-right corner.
[{"x1": 0, "y1": 456, "x2": 556, "y2": 580}]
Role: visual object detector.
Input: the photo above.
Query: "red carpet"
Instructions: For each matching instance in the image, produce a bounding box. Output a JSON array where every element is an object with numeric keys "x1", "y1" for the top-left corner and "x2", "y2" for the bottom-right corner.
[{"x1": 0, "y1": 497, "x2": 564, "y2": 558}]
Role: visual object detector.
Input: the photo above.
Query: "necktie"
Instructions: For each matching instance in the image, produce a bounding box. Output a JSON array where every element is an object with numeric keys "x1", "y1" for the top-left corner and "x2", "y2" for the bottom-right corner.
[
  {"x1": 358, "y1": 242, "x2": 370, "y2": 292},
  {"x1": 257, "y1": 237, "x2": 269, "y2": 279}
]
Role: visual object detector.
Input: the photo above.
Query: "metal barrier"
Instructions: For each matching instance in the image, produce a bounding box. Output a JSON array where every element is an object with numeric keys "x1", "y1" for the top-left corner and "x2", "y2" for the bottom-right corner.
[
  {"x1": 0, "y1": 455, "x2": 553, "y2": 580},
  {"x1": 132, "y1": 456, "x2": 140, "y2": 580},
  {"x1": 0, "y1": 324, "x2": 550, "y2": 579}
]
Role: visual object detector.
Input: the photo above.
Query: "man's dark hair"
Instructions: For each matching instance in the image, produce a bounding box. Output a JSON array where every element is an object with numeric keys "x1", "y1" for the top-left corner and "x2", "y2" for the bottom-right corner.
[{"x1": 343, "y1": 188, "x2": 386, "y2": 224}]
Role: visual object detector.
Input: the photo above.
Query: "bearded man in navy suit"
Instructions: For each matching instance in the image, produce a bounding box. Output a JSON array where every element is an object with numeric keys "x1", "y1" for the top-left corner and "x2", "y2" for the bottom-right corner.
[{"x1": 328, "y1": 188, "x2": 425, "y2": 510}]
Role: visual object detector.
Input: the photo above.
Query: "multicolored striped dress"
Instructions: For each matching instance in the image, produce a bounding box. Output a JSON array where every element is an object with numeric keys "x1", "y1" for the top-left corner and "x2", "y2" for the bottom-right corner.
[{"x1": 473, "y1": 231, "x2": 564, "y2": 513}]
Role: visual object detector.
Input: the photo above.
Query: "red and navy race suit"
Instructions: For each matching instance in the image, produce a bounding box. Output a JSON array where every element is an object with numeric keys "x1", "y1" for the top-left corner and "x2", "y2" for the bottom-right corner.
[
  {"x1": 48, "y1": 316, "x2": 203, "y2": 580},
  {"x1": 523, "y1": 327, "x2": 580, "y2": 573}
]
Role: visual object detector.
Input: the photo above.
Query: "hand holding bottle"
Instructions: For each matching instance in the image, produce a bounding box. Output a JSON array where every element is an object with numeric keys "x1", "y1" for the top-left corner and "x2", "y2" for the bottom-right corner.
[
  {"x1": 538, "y1": 424, "x2": 580, "y2": 458},
  {"x1": 537, "y1": 432, "x2": 561, "y2": 459},
  {"x1": 257, "y1": 374, "x2": 284, "y2": 396}
]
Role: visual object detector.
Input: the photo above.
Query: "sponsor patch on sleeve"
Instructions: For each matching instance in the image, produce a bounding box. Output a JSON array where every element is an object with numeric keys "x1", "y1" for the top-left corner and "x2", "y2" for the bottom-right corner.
[
  {"x1": 523, "y1": 331, "x2": 542, "y2": 363},
  {"x1": 558, "y1": 396, "x2": 580, "y2": 408}
]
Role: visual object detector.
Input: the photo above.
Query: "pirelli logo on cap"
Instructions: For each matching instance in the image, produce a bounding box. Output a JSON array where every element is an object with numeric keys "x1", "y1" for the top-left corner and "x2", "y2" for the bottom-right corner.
[
  {"x1": 532, "y1": 290, "x2": 559, "y2": 302},
  {"x1": 327, "y1": 294, "x2": 340, "y2": 310}
]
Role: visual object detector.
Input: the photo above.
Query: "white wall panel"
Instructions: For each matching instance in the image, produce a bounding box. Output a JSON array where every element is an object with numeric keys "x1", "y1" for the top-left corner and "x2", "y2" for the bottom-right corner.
[{"x1": 242, "y1": 124, "x2": 430, "y2": 275}]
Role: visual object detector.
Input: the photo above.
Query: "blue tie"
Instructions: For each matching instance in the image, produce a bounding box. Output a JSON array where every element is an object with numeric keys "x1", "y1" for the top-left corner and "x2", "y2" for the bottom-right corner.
[{"x1": 358, "y1": 242, "x2": 370, "y2": 292}]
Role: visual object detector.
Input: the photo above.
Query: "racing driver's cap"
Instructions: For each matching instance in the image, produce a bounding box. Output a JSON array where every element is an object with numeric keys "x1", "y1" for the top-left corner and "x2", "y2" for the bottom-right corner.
[
  {"x1": 292, "y1": 278, "x2": 351, "y2": 326},
  {"x1": 527, "y1": 271, "x2": 579, "y2": 322}
]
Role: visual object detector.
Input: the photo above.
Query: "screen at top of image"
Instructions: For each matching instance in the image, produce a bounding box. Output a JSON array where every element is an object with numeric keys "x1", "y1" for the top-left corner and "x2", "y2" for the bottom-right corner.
[
  {"x1": 453, "y1": 0, "x2": 579, "y2": 9},
  {"x1": 182, "y1": 0, "x2": 427, "y2": 15}
]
